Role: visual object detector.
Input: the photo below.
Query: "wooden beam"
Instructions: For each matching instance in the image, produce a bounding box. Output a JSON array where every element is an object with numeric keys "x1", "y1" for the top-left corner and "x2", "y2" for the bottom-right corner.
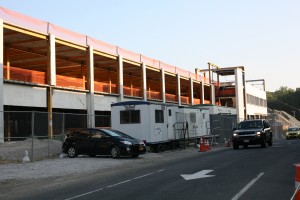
[
  {"x1": 4, "y1": 24, "x2": 47, "y2": 39},
  {"x1": 55, "y1": 39, "x2": 86, "y2": 51}
]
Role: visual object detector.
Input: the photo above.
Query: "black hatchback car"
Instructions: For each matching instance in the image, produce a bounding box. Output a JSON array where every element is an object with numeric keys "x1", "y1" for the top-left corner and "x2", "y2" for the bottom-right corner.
[{"x1": 62, "y1": 128, "x2": 146, "y2": 158}]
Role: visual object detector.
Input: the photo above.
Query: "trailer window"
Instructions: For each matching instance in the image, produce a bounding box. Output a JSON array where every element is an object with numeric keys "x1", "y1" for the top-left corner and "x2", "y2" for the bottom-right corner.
[
  {"x1": 155, "y1": 110, "x2": 164, "y2": 123},
  {"x1": 190, "y1": 113, "x2": 196, "y2": 123},
  {"x1": 120, "y1": 110, "x2": 140, "y2": 124}
]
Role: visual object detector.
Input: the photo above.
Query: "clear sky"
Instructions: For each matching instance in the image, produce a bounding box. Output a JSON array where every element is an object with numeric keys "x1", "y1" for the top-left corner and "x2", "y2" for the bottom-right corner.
[{"x1": 1, "y1": 0, "x2": 299, "y2": 92}]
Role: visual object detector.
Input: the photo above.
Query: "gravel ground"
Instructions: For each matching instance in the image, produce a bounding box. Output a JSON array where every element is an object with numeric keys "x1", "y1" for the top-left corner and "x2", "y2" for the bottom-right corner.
[{"x1": 0, "y1": 141, "x2": 226, "y2": 183}]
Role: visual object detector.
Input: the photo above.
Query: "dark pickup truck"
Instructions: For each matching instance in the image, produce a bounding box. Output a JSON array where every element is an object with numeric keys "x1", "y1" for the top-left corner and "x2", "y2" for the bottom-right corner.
[{"x1": 232, "y1": 119, "x2": 273, "y2": 150}]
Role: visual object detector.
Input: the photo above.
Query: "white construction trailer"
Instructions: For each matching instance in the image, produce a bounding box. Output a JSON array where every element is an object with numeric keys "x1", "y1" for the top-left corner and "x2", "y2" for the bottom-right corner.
[{"x1": 111, "y1": 101, "x2": 210, "y2": 151}]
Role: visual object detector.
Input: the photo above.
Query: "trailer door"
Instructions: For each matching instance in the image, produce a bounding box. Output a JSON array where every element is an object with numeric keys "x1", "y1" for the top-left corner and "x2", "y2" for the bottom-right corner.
[{"x1": 167, "y1": 107, "x2": 174, "y2": 140}]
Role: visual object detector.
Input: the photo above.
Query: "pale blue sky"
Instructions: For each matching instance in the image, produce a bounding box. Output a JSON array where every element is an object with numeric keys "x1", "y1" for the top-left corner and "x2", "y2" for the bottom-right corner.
[{"x1": 1, "y1": 0, "x2": 300, "y2": 92}]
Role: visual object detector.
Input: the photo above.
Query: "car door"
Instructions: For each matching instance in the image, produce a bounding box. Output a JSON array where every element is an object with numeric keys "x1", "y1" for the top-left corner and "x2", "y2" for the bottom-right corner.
[
  {"x1": 74, "y1": 129, "x2": 92, "y2": 154},
  {"x1": 90, "y1": 129, "x2": 113, "y2": 155}
]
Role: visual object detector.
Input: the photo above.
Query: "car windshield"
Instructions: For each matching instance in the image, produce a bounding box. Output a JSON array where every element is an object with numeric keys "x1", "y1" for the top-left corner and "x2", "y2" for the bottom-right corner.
[
  {"x1": 288, "y1": 127, "x2": 299, "y2": 131},
  {"x1": 238, "y1": 121, "x2": 263, "y2": 129},
  {"x1": 101, "y1": 129, "x2": 132, "y2": 138}
]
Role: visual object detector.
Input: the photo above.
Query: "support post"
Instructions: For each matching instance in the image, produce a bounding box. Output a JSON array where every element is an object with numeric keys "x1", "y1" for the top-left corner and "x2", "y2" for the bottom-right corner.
[
  {"x1": 190, "y1": 78, "x2": 194, "y2": 105},
  {"x1": 177, "y1": 74, "x2": 181, "y2": 106},
  {"x1": 118, "y1": 55, "x2": 124, "y2": 102},
  {"x1": 142, "y1": 63, "x2": 147, "y2": 101},
  {"x1": 0, "y1": 19, "x2": 4, "y2": 143},
  {"x1": 201, "y1": 81, "x2": 205, "y2": 104},
  {"x1": 87, "y1": 46, "x2": 95, "y2": 128},
  {"x1": 47, "y1": 33, "x2": 56, "y2": 139},
  {"x1": 161, "y1": 68, "x2": 166, "y2": 103}
]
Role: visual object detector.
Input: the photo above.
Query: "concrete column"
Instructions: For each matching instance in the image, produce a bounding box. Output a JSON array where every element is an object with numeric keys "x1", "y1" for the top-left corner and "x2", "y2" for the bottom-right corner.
[
  {"x1": 177, "y1": 74, "x2": 181, "y2": 106},
  {"x1": 87, "y1": 46, "x2": 95, "y2": 128},
  {"x1": 190, "y1": 78, "x2": 194, "y2": 105},
  {"x1": 47, "y1": 33, "x2": 56, "y2": 139},
  {"x1": 235, "y1": 68, "x2": 245, "y2": 121},
  {"x1": 118, "y1": 55, "x2": 124, "y2": 102},
  {"x1": 161, "y1": 68, "x2": 166, "y2": 103},
  {"x1": 142, "y1": 63, "x2": 147, "y2": 101},
  {"x1": 0, "y1": 19, "x2": 4, "y2": 143},
  {"x1": 201, "y1": 81, "x2": 205, "y2": 104},
  {"x1": 211, "y1": 84, "x2": 215, "y2": 105},
  {"x1": 48, "y1": 34, "x2": 56, "y2": 86}
]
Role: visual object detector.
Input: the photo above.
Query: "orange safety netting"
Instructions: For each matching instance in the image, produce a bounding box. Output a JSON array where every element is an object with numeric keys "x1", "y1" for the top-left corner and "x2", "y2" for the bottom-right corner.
[
  {"x1": 94, "y1": 81, "x2": 118, "y2": 94},
  {"x1": 217, "y1": 88, "x2": 235, "y2": 96},
  {"x1": 193, "y1": 98, "x2": 201, "y2": 104},
  {"x1": 4, "y1": 66, "x2": 46, "y2": 84},
  {"x1": 123, "y1": 87, "x2": 142, "y2": 97},
  {"x1": 56, "y1": 75, "x2": 85, "y2": 90},
  {"x1": 181, "y1": 96, "x2": 189, "y2": 104},
  {"x1": 165, "y1": 94, "x2": 177, "y2": 102},
  {"x1": 147, "y1": 91, "x2": 161, "y2": 100}
]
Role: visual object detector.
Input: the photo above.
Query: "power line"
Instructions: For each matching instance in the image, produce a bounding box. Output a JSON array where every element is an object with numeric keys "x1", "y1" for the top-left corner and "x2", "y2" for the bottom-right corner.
[{"x1": 268, "y1": 96, "x2": 300, "y2": 111}]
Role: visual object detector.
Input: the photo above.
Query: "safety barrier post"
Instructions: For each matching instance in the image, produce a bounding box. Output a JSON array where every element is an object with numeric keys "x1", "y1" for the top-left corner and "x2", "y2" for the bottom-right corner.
[{"x1": 294, "y1": 164, "x2": 300, "y2": 200}]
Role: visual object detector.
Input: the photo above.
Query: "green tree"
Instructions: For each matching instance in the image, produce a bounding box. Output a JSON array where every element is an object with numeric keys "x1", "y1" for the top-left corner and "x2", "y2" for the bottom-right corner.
[{"x1": 267, "y1": 87, "x2": 300, "y2": 120}]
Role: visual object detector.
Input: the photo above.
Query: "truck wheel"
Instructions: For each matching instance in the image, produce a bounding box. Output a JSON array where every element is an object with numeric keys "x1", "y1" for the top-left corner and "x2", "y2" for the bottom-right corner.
[
  {"x1": 261, "y1": 138, "x2": 266, "y2": 148},
  {"x1": 233, "y1": 143, "x2": 239, "y2": 150},
  {"x1": 268, "y1": 139, "x2": 273, "y2": 146}
]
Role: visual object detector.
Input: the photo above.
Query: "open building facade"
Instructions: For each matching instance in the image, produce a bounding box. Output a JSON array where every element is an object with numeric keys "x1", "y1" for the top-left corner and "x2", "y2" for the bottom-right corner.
[{"x1": 0, "y1": 7, "x2": 267, "y2": 141}]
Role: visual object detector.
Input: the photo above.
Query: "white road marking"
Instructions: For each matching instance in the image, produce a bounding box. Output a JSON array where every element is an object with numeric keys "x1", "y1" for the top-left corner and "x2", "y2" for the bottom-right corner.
[
  {"x1": 65, "y1": 188, "x2": 104, "y2": 200},
  {"x1": 181, "y1": 170, "x2": 215, "y2": 180},
  {"x1": 65, "y1": 169, "x2": 165, "y2": 200},
  {"x1": 231, "y1": 172, "x2": 264, "y2": 200},
  {"x1": 106, "y1": 179, "x2": 132, "y2": 188}
]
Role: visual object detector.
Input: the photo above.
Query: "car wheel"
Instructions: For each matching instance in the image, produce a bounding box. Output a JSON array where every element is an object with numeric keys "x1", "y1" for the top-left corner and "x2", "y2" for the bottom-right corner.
[
  {"x1": 233, "y1": 143, "x2": 239, "y2": 150},
  {"x1": 67, "y1": 146, "x2": 78, "y2": 158},
  {"x1": 131, "y1": 154, "x2": 139, "y2": 158},
  {"x1": 111, "y1": 146, "x2": 120, "y2": 159}
]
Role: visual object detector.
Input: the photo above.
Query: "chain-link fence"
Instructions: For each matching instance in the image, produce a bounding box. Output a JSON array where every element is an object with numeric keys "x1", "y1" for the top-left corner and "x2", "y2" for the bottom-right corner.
[
  {"x1": 269, "y1": 121, "x2": 288, "y2": 140},
  {"x1": 209, "y1": 114, "x2": 240, "y2": 145},
  {"x1": 0, "y1": 111, "x2": 110, "y2": 162}
]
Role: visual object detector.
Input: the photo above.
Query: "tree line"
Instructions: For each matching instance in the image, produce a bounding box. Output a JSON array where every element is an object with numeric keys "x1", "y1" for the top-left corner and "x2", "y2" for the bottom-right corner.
[{"x1": 267, "y1": 87, "x2": 300, "y2": 121}]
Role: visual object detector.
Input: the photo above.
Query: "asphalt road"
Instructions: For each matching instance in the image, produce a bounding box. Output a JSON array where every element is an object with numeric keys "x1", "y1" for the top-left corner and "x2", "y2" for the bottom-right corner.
[{"x1": 2, "y1": 139, "x2": 300, "y2": 200}]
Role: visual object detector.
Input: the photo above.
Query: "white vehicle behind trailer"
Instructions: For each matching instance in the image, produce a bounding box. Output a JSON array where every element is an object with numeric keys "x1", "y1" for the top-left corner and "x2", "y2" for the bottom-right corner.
[{"x1": 111, "y1": 101, "x2": 209, "y2": 151}]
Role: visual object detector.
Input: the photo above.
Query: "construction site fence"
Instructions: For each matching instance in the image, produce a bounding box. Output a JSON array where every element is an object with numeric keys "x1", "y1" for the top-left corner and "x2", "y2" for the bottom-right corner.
[
  {"x1": 208, "y1": 115, "x2": 285, "y2": 145},
  {"x1": 0, "y1": 111, "x2": 110, "y2": 162}
]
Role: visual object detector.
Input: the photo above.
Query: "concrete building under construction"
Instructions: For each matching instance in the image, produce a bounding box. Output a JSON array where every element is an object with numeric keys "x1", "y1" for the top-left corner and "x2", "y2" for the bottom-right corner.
[{"x1": 0, "y1": 7, "x2": 267, "y2": 142}]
